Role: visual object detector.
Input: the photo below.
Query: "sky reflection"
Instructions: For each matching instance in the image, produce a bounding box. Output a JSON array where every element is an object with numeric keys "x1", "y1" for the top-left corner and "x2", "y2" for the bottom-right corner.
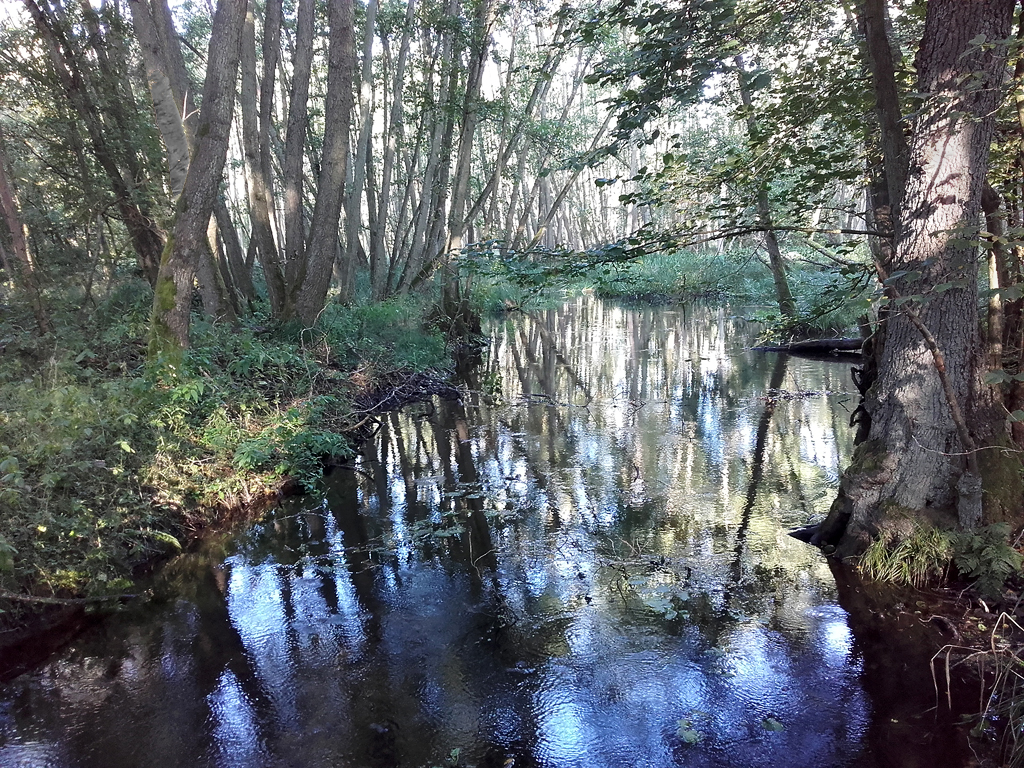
[{"x1": 0, "y1": 298, "x2": 956, "y2": 768}]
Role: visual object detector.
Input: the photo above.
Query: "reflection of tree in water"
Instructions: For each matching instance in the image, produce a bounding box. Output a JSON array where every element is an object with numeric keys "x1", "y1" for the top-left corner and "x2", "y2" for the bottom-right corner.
[{"x1": 2, "y1": 298, "x2": 922, "y2": 768}]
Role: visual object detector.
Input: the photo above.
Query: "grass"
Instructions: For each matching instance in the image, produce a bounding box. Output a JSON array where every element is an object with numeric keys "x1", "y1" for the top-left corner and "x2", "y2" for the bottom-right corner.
[
  {"x1": 590, "y1": 246, "x2": 871, "y2": 337},
  {"x1": 0, "y1": 283, "x2": 450, "y2": 602},
  {"x1": 859, "y1": 524, "x2": 956, "y2": 588},
  {"x1": 934, "y1": 614, "x2": 1024, "y2": 767}
]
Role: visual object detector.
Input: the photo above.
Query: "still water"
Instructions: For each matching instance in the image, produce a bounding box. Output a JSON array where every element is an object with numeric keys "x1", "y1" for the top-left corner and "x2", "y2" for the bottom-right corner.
[{"x1": 0, "y1": 298, "x2": 965, "y2": 768}]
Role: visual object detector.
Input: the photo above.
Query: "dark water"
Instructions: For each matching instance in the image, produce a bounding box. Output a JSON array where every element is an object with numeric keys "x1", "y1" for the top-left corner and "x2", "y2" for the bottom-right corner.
[{"x1": 0, "y1": 298, "x2": 967, "y2": 768}]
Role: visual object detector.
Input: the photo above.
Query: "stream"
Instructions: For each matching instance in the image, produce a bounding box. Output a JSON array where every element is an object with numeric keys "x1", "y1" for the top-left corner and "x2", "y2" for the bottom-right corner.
[{"x1": 0, "y1": 297, "x2": 968, "y2": 768}]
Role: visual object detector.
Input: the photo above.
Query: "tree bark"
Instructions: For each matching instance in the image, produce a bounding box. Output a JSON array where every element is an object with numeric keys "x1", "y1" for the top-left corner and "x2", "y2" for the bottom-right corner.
[
  {"x1": 23, "y1": 0, "x2": 165, "y2": 284},
  {"x1": 128, "y1": 0, "x2": 190, "y2": 196},
  {"x1": 239, "y1": 0, "x2": 286, "y2": 314},
  {"x1": 819, "y1": 0, "x2": 1017, "y2": 555},
  {"x1": 370, "y1": 0, "x2": 416, "y2": 299},
  {"x1": 342, "y1": 0, "x2": 378, "y2": 305},
  {"x1": 736, "y1": 56, "x2": 796, "y2": 320},
  {"x1": 280, "y1": 0, "x2": 315, "y2": 308},
  {"x1": 149, "y1": 0, "x2": 247, "y2": 356},
  {"x1": 292, "y1": 0, "x2": 355, "y2": 327}
]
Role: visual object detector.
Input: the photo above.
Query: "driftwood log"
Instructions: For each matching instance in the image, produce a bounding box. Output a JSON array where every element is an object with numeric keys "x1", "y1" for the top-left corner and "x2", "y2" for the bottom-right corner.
[{"x1": 754, "y1": 338, "x2": 863, "y2": 356}]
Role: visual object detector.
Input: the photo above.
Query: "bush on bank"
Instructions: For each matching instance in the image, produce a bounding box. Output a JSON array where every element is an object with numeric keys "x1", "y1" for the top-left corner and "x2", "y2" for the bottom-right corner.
[{"x1": 0, "y1": 282, "x2": 449, "y2": 600}]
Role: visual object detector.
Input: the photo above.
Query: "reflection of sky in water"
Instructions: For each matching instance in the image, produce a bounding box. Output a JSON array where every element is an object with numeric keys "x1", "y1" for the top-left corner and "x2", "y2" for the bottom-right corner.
[
  {"x1": 0, "y1": 298, "x2": 914, "y2": 768},
  {"x1": 208, "y1": 670, "x2": 266, "y2": 768}
]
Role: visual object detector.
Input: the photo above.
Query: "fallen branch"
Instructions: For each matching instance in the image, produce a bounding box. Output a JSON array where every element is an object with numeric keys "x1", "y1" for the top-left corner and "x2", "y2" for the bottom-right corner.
[{"x1": 0, "y1": 589, "x2": 137, "y2": 606}]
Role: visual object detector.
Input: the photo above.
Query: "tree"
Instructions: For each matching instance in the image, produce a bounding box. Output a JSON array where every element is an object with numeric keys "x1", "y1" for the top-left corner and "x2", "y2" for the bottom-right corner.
[
  {"x1": 149, "y1": 0, "x2": 247, "y2": 357},
  {"x1": 292, "y1": 0, "x2": 356, "y2": 326},
  {"x1": 818, "y1": 0, "x2": 1021, "y2": 555},
  {"x1": 580, "y1": 0, "x2": 1024, "y2": 553},
  {"x1": 0, "y1": 135, "x2": 50, "y2": 334},
  {"x1": 22, "y1": 0, "x2": 166, "y2": 285}
]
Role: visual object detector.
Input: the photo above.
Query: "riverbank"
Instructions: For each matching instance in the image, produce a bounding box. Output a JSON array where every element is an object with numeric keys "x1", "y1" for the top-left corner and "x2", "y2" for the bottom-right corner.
[{"x1": 0, "y1": 287, "x2": 458, "y2": 642}]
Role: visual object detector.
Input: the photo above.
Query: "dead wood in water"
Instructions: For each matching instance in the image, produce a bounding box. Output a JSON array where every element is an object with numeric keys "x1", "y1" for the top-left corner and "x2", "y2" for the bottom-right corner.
[{"x1": 753, "y1": 338, "x2": 863, "y2": 357}]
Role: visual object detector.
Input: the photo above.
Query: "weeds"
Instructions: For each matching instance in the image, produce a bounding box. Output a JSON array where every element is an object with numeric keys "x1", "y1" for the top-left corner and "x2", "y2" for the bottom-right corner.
[
  {"x1": 859, "y1": 525, "x2": 955, "y2": 588},
  {"x1": 953, "y1": 524, "x2": 1024, "y2": 600},
  {"x1": 933, "y1": 614, "x2": 1024, "y2": 767},
  {"x1": 0, "y1": 291, "x2": 450, "y2": 601}
]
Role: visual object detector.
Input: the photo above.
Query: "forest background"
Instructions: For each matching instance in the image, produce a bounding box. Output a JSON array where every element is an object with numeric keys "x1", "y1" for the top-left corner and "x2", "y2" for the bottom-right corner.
[{"x1": 1, "y1": 0, "x2": 1023, "y2": 629}]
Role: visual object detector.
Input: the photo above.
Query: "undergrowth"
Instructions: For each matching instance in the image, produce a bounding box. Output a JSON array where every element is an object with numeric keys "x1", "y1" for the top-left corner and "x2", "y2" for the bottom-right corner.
[
  {"x1": 859, "y1": 522, "x2": 1023, "y2": 598},
  {"x1": 0, "y1": 284, "x2": 449, "y2": 599}
]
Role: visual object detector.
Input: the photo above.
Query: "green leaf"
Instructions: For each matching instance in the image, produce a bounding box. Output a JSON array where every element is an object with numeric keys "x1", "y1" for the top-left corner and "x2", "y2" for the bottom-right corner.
[
  {"x1": 762, "y1": 717, "x2": 785, "y2": 732},
  {"x1": 749, "y1": 71, "x2": 772, "y2": 91},
  {"x1": 676, "y1": 722, "x2": 702, "y2": 744}
]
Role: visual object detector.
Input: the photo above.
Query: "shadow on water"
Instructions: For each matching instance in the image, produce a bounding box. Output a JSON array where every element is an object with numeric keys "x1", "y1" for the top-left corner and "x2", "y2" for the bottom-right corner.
[{"x1": 0, "y1": 297, "x2": 972, "y2": 768}]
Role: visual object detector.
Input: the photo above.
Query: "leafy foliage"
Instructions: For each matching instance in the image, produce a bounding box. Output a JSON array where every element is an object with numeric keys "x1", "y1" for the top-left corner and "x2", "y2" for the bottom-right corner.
[
  {"x1": 953, "y1": 524, "x2": 1024, "y2": 600},
  {"x1": 0, "y1": 291, "x2": 449, "y2": 598}
]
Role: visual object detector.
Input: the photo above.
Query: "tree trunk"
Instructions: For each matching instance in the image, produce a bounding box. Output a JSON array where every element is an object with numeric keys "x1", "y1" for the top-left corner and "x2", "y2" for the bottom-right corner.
[
  {"x1": 292, "y1": 0, "x2": 355, "y2": 327},
  {"x1": 370, "y1": 0, "x2": 415, "y2": 300},
  {"x1": 341, "y1": 0, "x2": 378, "y2": 305},
  {"x1": 818, "y1": 0, "x2": 1018, "y2": 556},
  {"x1": 280, "y1": 0, "x2": 315, "y2": 309},
  {"x1": 128, "y1": 0, "x2": 190, "y2": 196},
  {"x1": 736, "y1": 57, "x2": 796, "y2": 320},
  {"x1": 0, "y1": 141, "x2": 50, "y2": 334},
  {"x1": 239, "y1": 0, "x2": 286, "y2": 315},
  {"x1": 23, "y1": 0, "x2": 165, "y2": 284},
  {"x1": 149, "y1": 0, "x2": 246, "y2": 356}
]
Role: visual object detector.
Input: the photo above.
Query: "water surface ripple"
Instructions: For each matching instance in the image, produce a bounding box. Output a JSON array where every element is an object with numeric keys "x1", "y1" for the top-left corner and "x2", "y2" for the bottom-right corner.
[{"x1": 0, "y1": 298, "x2": 965, "y2": 767}]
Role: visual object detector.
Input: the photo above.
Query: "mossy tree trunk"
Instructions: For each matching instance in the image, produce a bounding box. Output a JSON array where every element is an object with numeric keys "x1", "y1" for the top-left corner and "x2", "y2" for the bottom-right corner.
[
  {"x1": 819, "y1": 0, "x2": 1020, "y2": 557},
  {"x1": 148, "y1": 0, "x2": 246, "y2": 358}
]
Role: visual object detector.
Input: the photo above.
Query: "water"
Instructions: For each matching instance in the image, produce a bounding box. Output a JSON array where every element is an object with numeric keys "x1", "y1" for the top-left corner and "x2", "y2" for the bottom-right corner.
[{"x1": 0, "y1": 298, "x2": 966, "y2": 768}]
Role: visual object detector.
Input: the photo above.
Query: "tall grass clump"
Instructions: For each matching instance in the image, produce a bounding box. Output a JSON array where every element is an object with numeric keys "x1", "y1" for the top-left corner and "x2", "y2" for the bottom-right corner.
[
  {"x1": 934, "y1": 615, "x2": 1024, "y2": 768},
  {"x1": 859, "y1": 524, "x2": 955, "y2": 588}
]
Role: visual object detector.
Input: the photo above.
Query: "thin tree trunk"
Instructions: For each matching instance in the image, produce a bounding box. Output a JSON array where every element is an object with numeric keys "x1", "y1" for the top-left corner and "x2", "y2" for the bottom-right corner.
[
  {"x1": 240, "y1": 0, "x2": 286, "y2": 313},
  {"x1": 293, "y1": 0, "x2": 354, "y2": 327},
  {"x1": 0, "y1": 141, "x2": 50, "y2": 334},
  {"x1": 23, "y1": 0, "x2": 164, "y2": 284},
  {"x1": 150, "y1": 0, "x2": 246, "y2": 356},
  {"x1": 281, "y1": 0, "x2": 315, "y2": 307},
  {"x1": 128, "y1": 0, "x2": 190, "y2": 196},
  {"x1": 736, "y1": 57, "x2": 796, "y2": 320},
  {"x1": 341, "y1": 0, "x2": 378, "y2": 304},
  {"x1": 214, "y1": 197, "x2": 255, "y2": 301},
  {"x1": 371, "y1": 0, "x2": 415, "y2": 300}
]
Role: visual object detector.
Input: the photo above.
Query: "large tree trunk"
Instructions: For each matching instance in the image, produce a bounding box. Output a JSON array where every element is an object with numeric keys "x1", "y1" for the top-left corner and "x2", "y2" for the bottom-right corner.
[
  {"x1": 149, "y1": 0, "x2": 246, "y2": 356},
  {"x1": 819, "y1": 0, "x2": 1018, "y2": 557}
]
